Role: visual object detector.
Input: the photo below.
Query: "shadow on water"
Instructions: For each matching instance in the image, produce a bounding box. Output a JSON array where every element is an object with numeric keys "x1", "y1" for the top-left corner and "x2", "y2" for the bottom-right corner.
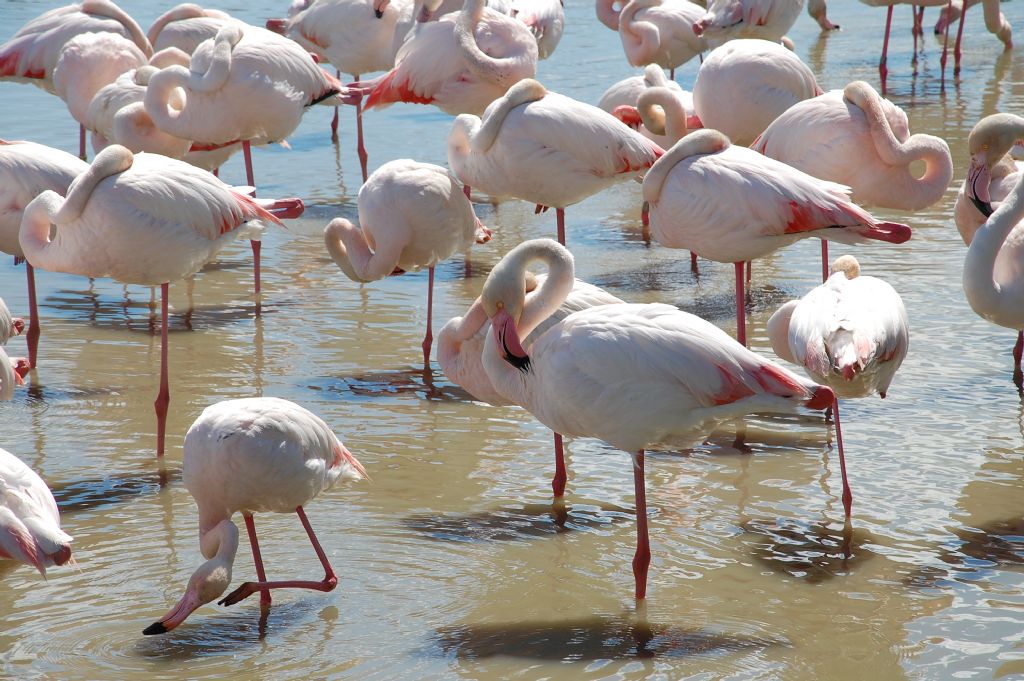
[
  {"x1": 402, "y1": 502, "x2": 635, "y2": 543},
  {"x1": 675, "y1": 284, "x2": 796, "y2": 324},
  {"x1": 431, "y1": 614, "x2": 785, "y2": 661},
  {"x1": 305, "y1": 366, "x2": 477, "y2": 403},
  {"x1": 910, "y1": 515, "x2": 1024, "y2": 589},
  {"x1": 591, "y1": 258, "x2": 703, "y2": 294},
  {"x1": 52, "y1": 468, "x2": 181, "y2": 514},
  {"x1": 740, "y1": 518, "x2": 877, "y2": 584},
  {"x1": 20, "y1": 382, "x2": 122, "y2": 405}
]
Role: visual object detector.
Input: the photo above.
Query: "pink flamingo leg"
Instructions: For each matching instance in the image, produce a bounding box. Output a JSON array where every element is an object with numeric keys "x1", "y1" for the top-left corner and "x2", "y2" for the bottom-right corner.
[
  {"x1": 912, "y1": 5, "x2": 924, "y2": 62},
  {"x1": 219, "y1": 506, "x2": 338, "y2": 607},
  {"x1": 552, "y1": 432, "x2": 566, "y2": 497},
  {"x1": 243, "y1": 141, "x2": 262, "y2": 314},
  {"x1": 690, "y1": 251, "x2": 698, "y2": 273},
  {"x1": 1013, "y1": 331, "x2": 1023, "y2": 388},
  {"x1": 641, "y1": 201, "x2": 650, "y2": 242},
  {"x1": 154, "y1": 282, "x2": 170, "y2": 457},
  {"x1": 832, "y1": 399, "x2": 852, "y2": 517},
  {"x1": 821, "y1": 240, "x2": 829, "y2": 282},
  {"x1": 632, "y1": 450, "x2": 651, "y2": 600},
  {"x1": 355, "y1": 74, "x2": 368, "y2": 183},
  {"x1": 556, "y1": 208, "x2": 566, "y2": 246},
  {"x1": 940, "y1": 0, "x2": 952, "y2": 89},
  {"x1": 242, "y1": 513, "x2": 272, "y2": 607},
  {"x1": 79, "y1": 124, "x2": 86, "y2": 161},
  {"x1": 330, "y1": 69, "x2": 340, "y2": 140},
  {"x1": 25, "y1": 263, "x2": 40, "y2": 369},
  {"x1": 953, "y1": 0, "x2": 967, "y2": 76},
  {"x1": 422, "y1": 266, "x2": 434, "y2": 368},
  {"x1": 669, "y1": 68, "x2": 675, "y2": 80},
  {"x1": 734, "y1": 262, "x2": 746, "y2": 347},
  {"x1": 880, "y1": 5, "x2": 894, "y2": 94}
]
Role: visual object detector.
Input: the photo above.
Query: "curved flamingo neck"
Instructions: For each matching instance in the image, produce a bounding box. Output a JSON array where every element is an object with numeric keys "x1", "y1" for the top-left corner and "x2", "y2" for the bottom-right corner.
[
  {"x1": 470, "y1": 79, "x2": 546, "y2": 153},
  {"x1": 642, "y1": 63, "x2": 671, "y2": 88},
  {"x1": 147, "y1": 4, "x2": 206, "y2": 46},
  {"x1": 437, "y1": 297, "x2": 488, "y2": 369},
  {"x1": 198, "y1": 518, "x2": 240, "y2": 562},
  {"x1": 766, "y1": 300, "x2": 798, "y2": 364},
  {"x1": 642, "y1": 128, "x2": 729, "y2": 204},
  {"x1": 85, "y1": 0, "x2": 154, "y2": 57},
  {"x1": 596, "y1": 0, "x2": 622, "y2": 30},
  {"x1": 455, "y1": 0, "x2": 513, "y2": 86},
  {"x1": 637, "y1": 87, "x2": 687, "y2": 143},
  {"x1": 619, "y1": 0, "x2": 660, "y2": 62},
  {"x1": 323, "y1": 219, "x2": 376, "y2": 283},
  {"x1": 964, "y1": 174, "x2": 1024, "y2": 320}
]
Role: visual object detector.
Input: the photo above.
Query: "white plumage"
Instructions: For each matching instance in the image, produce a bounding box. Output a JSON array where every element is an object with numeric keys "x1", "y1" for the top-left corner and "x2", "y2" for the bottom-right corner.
[{"x1": 0, "y1": 448, "x2": 72, "y2": 575}]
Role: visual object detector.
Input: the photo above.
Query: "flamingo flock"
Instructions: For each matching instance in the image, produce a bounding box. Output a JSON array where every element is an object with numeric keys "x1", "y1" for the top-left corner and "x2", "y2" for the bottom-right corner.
[{"x1": 0, "y1": 0, "x2": 1019, "y2": 645}]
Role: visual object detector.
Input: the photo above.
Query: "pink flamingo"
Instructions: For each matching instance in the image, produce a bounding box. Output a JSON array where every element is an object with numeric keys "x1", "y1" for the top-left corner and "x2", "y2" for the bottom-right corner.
[
  {"x1": 693, "y1": 38, "x2": 821, "y2": 147},
  {"x1": 767, "y1": 255, "x2": 909, "y2": 516},
  {"x1": 692, "y1": 0, "x2": 803, "y2": 47},
  {"x1": 597, "y1": 63, "x2": 694, "y2": 115},
  {"x1": 807, "y1": 0, "x2": 840, "y2": 30},
  {"x1": 595, "y1": 0, "x2": 706, "y2": 77},
  {"x1": 963, "y1": 167, "x2": 1024, "y2": 388},
  {"x1": 18, "y1": 145, "x2": 303, "y2": 456},
  {"x1": 144, "y1": 22, "x2": 353, "y2": 301},
  {"x1": 0, "y1": 140, "x2": 88, "y2": 368},
  {"x1": 954, "y1": 113, "x2": 1023, "y2": 246},
  {"x1": 478, "y1": 238, "x2": 834, "y2": 599},
  {"x1": 361, "y1": 0, "x2": 538, "y2": 117},
  {"x1": 0, "y1": 448, "x2": 72, "y2": 573},
  {"x1": 143, "y1": 397, "x2": 366, "y2": 634},
  {"x1": 752, "y1": 80, "x2": 953, "y2": 212},
  {"x1": 642, "y1": 129, "x2": 911, "y2": 346},
  {"x1": 509, "y1": 0, "x2": 565, "y2": 58},
  {"x1": 447, "y1": 78, "x2": 663, "y2": 244},
  {"x1": 0, "y1": 0, "x2": 152, "y2": 158},
  {"x1": 147, "y1": 3, "x2": 234, "y2": 55},
  {"x1": 440, "y1": 273, "x2": 623, "y2": 497},
  {"x1": 323, "y1": 159, "x2": 491, "y2": 367}
]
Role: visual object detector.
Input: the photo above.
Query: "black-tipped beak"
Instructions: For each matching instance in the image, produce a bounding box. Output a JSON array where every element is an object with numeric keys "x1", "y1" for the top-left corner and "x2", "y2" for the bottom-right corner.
[
  {"x1": 503, "y1": 350, "x2": 531, "y2": 373},
  {"x1": 142, "y1": 621, "x2": 168, "y2": 636},
  {"x1": 375, "y1": 9, "x2": 384, "y2": 17},
  {"x1": 970, "y1": 195, "x2": 994, "y2": 218}
]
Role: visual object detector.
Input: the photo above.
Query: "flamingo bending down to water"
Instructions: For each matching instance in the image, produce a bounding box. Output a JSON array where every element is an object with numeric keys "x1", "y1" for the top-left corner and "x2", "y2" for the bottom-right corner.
[
  {"x1": 323, "y1": 159, "x2": 491, "y2": 367},
  {"x1": 0, "y1": 140, "x2": 89, "y2": 369},
  {"x1": 693, "y1": 39, "x2": 821, "y2": 147},
  {"x1": 440, "y1": 273, "x2": 623, "y2": 496},
  {"x1": 148, "y1": 3, "x2": 234, "y2": 54},
  {"x1": 767, "y1": 255, "x2": 909, "y2": 515},
  {"x1": 0, "y1": 449, "x2": 73, "y2": 573},
  {"x1": 963, "y1": 168, "x2": 1024, "y2": 388},
  {"x1": 479, "y1": 238, "x2": 835, "y2": 598},
  {"x1": 642, "y1": 129, "x2": 911, "y2": 346},
  {"x1": 18, "y1": 146, "x2": 303, "y2": 456},
  {"x1": 807, "y1": 0, "x2": 840, "y2": 30},
  {"x1": 692, "y1": 0, "x2": 803, "y2": 47},
  {"x1": 752, "y1": 80, "x2": 952, "y2": 212},
  {"x1": 447, "y1": 78, "x2": 663, "y2": 244},
  {"x1": 595, "y1": 0, "x2": 707, "y2": 75},
  {"x1": 955, "y1": 113, "x2": 1024, "y2": 246},
  {"x1": 143, "y1": 397, "x2": 366, "y2": 634},
  {"x1": 360, "y1": 0, "x2": 538, "y2": 117}
]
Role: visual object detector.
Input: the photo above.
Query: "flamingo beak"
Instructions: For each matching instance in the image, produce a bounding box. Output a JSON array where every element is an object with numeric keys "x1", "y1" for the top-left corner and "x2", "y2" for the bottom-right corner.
[
  {"x1": 143, "y1": 590, "x2": 204, "y2": 635},
  {"x1": 492, "y1": 309, "x2": 530, "y2": 372},
  {"x1": 967, "y1": 154, "x2": 993, "y2": 217}
]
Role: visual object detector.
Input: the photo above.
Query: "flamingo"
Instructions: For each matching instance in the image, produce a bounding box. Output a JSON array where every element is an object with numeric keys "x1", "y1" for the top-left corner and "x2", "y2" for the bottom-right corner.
[
  {"x1": 144, "y1": 22, "x2": 353, "y2": 299},
  {"x1": 0, "y1": 348, "x2": 30, "y2": 400},
  {"x1": 0, "y1": 0, "x2": 152, "y2": 158},
  {"x1": 0, "y1": 297, "x2": 26, "y2": 346},
  {"x1": 323, "y1": 159, "x2": 491, "y2": 367},
  {"x1": 642, "y1": 129, "x2": 911, "y2": 346},
  {"x1": 18, "y1": 145, "x2": 303, "y2": 456},
  {"x1": 595, "y1": 0, "x2": 707, "y2": 75},
  {"x1": 933, "y1": 0, "x2": 1012, "y2": 78},
  {"x1": 955, "y1": 113, "x2": 1024, "y2": 246},
  {"x1": 478, "y1": 238, "x2": 835, "y2": 598},
  {"x1": 767, "y1": 255, "x2": 908, "y2": 515},
  {"x1": 752, "y1": 80, "x2": 953, "y2": 212},
  {"x1": 0, "y1": 449, "x2": 72, "y2": 573},
  {"x1": 597, "y1": 63, "x2": 694, "y2": 115},
  {"x1": 142, "y1": 397, "x2": 366, "y2": 634},
  {"x1": 147, "y1": 3, "x2": 234, "y2": 55},
  {"x1": 360, "y1": 0, "x2": 539, "y2": 117},
  {"x1": 509, "y1": 0, "x2": 565, "y2": 58},
  {"x1": 692, "y1": 0, "x2": 803, "y2": 47},
  {"x1": 692, "y1": 38, "x2": 822, "y2": 147},
  {"x1": 447, "y1": 78, "x2": 663, "y2": 244},
  {"x1": 807, "y1": 0, "x2": 840, "y2": 30},
  {"x1": 0, "y1": 140, "x2": 89, "y2": 368},
  {"x1": 962, "y1": 168, "x2": 1024, "y2": 388},
  {"x1": 440, "y1": 273, "x2": 623, "y2": 497}
]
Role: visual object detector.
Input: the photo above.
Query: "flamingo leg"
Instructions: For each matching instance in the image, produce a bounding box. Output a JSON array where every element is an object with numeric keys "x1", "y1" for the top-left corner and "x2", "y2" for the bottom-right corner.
[
  {"x1": 331, "y1": 69, "x2": 340, "y2": 141},
  {"x1": 556, "y1": 208, "x2": 566, "y2": 246},
  {"x1": 641, "y1": 200, "x2": 650, "y2": 242},
  {"x1": 953, "y1": 0, "x2": 967, "y2": 76},
  {"x1": 243, "y1": 141, "x2": 263, "y2": 314},
  {"x1": 821, "y1": 240, "x2": 829, "y2": 282},
  {"x1": 1013, "y1": 331, "x2": 1023, "y2": 389},
  {"x1": 941, "y1": 0, "x2": 953, "y2": 89},
  {"x1": 422, "y1": 266, "x2": 434, "y2": 368},
  {"x1": 355, "y1": 74, "x2": 368, "y2": 183},
  {"x1": 734, "y1": 262, "x2": 746, "y2": 347},
  {"x1": 219, "y1": 506, "x2": 338, "y2": 607},
  {"x1": 25, "y1": 263, "x2": 40, "y2": 369},
  {"x1": 669, "y1": 68, "x2": 675, "y2": 80},
  {"x1": 912, "y1": 5, "x2": 924, "y2": 62},
  {"x1": 79, "y1": 124, "x2": 86, "y2": 161},
  {"x1": 154, "y1": 282, "x2": 170, "y2": 457},
  {"x1": 745, "y1": 259, "x2": 752, "y2": 285},
  {"x1": 242, "y1": 513, "x2": 272, "y2": 607},
  {"x1": 832, "y1": 399, "x2": 852, "y2": 518},
  {"x1": 632, "y1": 450, "x2": 651, "y2": 600},
  {"x1": 552, "y1": 432, "x2": 566, "y2": 497},
  {"x1": 690, "y1": 251, "x2": 698, "y2": 273},
  {"x1": 880, "y1": 5, "x2": 894, "y2": 94}
]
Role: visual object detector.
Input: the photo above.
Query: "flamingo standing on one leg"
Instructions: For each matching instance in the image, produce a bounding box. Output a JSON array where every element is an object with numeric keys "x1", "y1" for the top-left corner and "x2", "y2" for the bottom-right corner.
[
  {"x1": 440, "y1": 273, "x2": 624, "y2": 496},
  {"x1": 0, "y1": 448, "x2": 73, "y2": 573},
  {"x1": 807, "y1": 0, "x2": 840, "y2": 30},
  {"x1": 447, "y1": 79, "x2": 663, "y2": 245},
  {"x1": 142, "y1": 397, "x2": 366, "y2": 634},
  {"x1": 477, "y1": 238, "x2": 835, "y2": 599},
  {"x1": 323, "y1": 159, "x2": 491, "y2": 368},
  {"x1": 752, "y1": 80, "x2": 952, "y2": 212},
  {"x1": 0, "y1": 140, "x2": 88, "y2": 369},
  {"x1": 963, "y1": 168, "x2": 1024, "y2": 389},
  {"x1": 642, "y1": 130, "x2": 911, "y2": 346},
  {"x1": 18, "y1": 145, "x2": 303, "y2": 456},
  {"x1": 767, "y1": 255, "x2": 909, "y2": 516}
]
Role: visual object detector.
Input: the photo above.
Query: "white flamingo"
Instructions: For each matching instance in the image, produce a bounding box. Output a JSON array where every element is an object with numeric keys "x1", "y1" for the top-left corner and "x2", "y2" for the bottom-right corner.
[
  {"x1": 0, "y1": 448, "x2": 72, "y2": 573},
  {"x1": 478, "y1": 238, "x2": 835, "y2": 599},
  {"x1": 595, "y1": 0, "x2": 707, "y2": 76},
  {"x1": 955, "y1": 113, "x2": 1024, "y2": 246},
  {"x1": 147, "y1": 3, "x2": 234, "y2": 55},
  {"x1": 692, "y1": 0, "x2": 803, "y2": 47},
  {"x1": 143, "y1": 397, "x2": 366, "y2": 634}
]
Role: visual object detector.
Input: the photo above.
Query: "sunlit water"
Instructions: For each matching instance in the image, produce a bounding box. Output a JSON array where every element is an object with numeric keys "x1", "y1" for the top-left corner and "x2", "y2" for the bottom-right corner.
[{"x1": 1, "y1": 0, "x2": 1022, "y2": 678}]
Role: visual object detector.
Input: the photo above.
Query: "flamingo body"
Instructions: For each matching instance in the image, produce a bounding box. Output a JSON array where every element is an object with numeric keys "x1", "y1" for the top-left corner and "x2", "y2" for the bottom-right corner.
[
  {"x1": 693, "y1": 0, "x2": 803, "y2": 47},
  {"x1": 0, "y1": 448, "x2": 72, "y2": 574},
  {"x1": 597, "y1": 64, "x2": 692, "y2": 115},
  {"x1": 148, "y1": 4, "x2": 234, "y2": 55},
  {"x1": 599, "y1": 0, "x2": 707, "y2": 69},
  {"x1": 52, "y1": 31, "x2": 148, "y2": 126},
  {"x1": 510, "y1": 0, "x2": 564, "y2": 58}
]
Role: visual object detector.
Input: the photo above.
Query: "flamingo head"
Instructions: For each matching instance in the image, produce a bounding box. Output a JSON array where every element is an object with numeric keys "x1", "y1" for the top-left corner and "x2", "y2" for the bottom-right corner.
[
  {"x1": 481, "y1": 259, "x2": 531, "y2": 373},
  {"x1": 143, "y1": 555, "x2": 232, "y2": 635},
  {"x1": 373, "y1": 0, "x2": 390, "y2": 18},
  {"x1": 966, "y1": 113, "x2": 1024, "y2": 215},
  {"x1": 10, "y1": 317, "x2": 24, "y2": 337},
  {"x1": 611, "y1": 105, "x2": 643, "y2": 131}
]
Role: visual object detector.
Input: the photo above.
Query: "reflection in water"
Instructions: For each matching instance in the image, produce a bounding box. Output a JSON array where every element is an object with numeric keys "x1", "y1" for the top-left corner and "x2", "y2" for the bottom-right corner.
[
  {"x1": 51, "y1": 469, "x2": 181, "y2": 514},
  {"x1": 305, "y1": 367, "x2": 475, "y2": 402},
  {"x1": 433, "y1": 614, "x2": 784, "y2": 661},
  {"x1": 947, "y1": 517, "x2": 1024, "y2": 568},
  {"x1": 403, "y1": 502, "x2": 635, "y2": 542},
  {"x1": 740, "y1": 518, "x2": 874, "y2": 584}
]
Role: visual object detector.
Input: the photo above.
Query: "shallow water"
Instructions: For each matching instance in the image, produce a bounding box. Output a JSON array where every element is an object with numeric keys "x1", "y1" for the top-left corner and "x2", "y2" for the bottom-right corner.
[{"x1": 1, "y1": 0, "x2": 1023, "y2": 679}]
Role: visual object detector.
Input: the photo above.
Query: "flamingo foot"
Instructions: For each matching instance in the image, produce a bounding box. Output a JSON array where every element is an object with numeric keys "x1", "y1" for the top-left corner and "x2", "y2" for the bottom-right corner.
[{"x1": 218, "y1": 575, "x2": 339, "y2": 607}]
